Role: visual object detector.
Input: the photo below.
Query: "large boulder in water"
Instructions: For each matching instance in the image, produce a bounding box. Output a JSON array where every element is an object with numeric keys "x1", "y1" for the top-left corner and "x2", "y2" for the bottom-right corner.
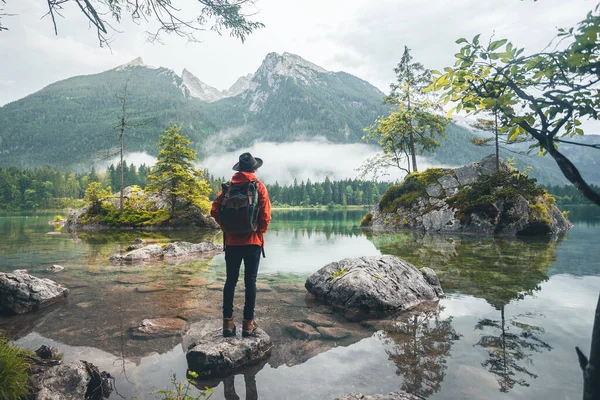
[
  {"x1": 364, "y1": 155, "x2": 573, "y2": 236},
  {"x1": 32, "y1": 360, "x2": 112, "y2": 400},
  {"x1": 0, "y1": 271, "x2": 69, "y2": 314},
  {"x1": 305, "y1": 255, "x2": 443, "y2": 319},
  {"x1": 183, "y1": 320, "x2": 273, "y2": 377}
]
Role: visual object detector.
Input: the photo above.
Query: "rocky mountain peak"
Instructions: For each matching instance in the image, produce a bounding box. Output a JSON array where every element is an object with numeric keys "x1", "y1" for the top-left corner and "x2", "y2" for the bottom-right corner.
[
  {"x1": 225, "y1": 73, "x2": 254, "y2": 97},
  {"x1": 115, "y1": 57, "x2": 149, "y2": 71},
  {"x1": 180, "y1": 69, "x2": 224, "y2": 102}
]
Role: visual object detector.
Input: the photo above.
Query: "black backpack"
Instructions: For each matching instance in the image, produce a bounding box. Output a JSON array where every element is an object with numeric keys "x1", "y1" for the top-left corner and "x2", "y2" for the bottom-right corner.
[{"x1": 219, "y1": 180, "x2": 260, "y2": 234}]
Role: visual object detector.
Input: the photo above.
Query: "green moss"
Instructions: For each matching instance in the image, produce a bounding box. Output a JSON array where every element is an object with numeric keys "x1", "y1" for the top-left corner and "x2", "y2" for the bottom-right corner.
[
  {"x1": 447, "y1": 170, "x2": 547, "y2": 228},
  {"x1": 0, "y1": 335, "x2": 32, "y2": 400},
  {"x1": 360, "y1": 212, "x2": 373, "y2": 226},
  {"x1": 379, "y1": 168, "x2": 451, "y2": 213}
]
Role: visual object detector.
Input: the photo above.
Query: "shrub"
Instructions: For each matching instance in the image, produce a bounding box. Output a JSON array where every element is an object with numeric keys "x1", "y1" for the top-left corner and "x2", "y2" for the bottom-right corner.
[
  {"x1": 378, "y1": 168, "x2": 450, "y2": 213},
  {"x1": 0, "y1": 335, "x2": 31, "y2": 400},
  {"x1": 360, "y1": 212, "x2": 373, "y2": 226}
]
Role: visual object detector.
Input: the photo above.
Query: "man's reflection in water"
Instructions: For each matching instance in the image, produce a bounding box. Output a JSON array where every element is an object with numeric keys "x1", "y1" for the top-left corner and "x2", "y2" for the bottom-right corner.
[
  {"x1": 190, "y1": 359, "x2": 265, "y2": 400},
  {"x1": 223, "y1": 370, "x2": 258, "y2": 400}
]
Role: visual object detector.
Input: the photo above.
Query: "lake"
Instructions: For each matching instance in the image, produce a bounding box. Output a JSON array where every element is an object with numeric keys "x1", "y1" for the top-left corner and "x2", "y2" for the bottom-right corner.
[{"x1": 1, "y1": 207, "x2": 599, "y2": 400}]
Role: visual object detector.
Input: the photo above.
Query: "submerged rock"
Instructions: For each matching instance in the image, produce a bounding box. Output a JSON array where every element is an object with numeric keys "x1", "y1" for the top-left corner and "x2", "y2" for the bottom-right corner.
[
  {"x1": 365, "y1": 155, "x2": 573, "y2": 236},
  {"x1": 32, "y1": 360, "x2": 113, "y2": 400},
  {"x1": 183, "y1": 320, "x2": 272, "y2": 377},
  {"x1": 132, "y1": 318, "x2": 187, "y2": 339},
  {"x1": 336, "y1": 392, "x2": 421, "y2": 400},
  {"x1": 109, "y1": 241, "x2": 221, "y2": 263},
  {"x1": 285, "y1": 322, "x2": 321, "y2": 340},
  {"x1": 305, "y1": 255, "x2": 443, "y2": 319},
  {"x1": 0, "y1": 271, "x2": 69, "y2": 314}
]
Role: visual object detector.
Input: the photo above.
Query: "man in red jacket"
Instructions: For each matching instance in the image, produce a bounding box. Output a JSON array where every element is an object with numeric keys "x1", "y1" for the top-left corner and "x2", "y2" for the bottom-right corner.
[{"x1": 211, "y1": 152, "x2": 271, "y2": 337}]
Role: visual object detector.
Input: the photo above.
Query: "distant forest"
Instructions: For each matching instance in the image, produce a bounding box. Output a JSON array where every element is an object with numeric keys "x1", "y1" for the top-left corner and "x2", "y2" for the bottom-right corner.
[
  {"x1": 0, "y1": 162, "x2": 594, "y2": 212},
  {"x1": 0, "y1": 163, "x2": 391, "y2": 211}
]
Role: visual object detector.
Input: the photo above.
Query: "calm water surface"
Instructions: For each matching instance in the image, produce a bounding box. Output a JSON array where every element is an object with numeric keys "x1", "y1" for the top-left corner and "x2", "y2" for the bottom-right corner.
[{"x1": 1, "y1": 207, "x2": 599, "y2": 400}]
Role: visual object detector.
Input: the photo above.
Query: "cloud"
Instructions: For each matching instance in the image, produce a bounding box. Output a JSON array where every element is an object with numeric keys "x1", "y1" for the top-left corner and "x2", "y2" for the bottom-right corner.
[{"x1": 200, "y1": 140, "x2": 445, "y2": 185}]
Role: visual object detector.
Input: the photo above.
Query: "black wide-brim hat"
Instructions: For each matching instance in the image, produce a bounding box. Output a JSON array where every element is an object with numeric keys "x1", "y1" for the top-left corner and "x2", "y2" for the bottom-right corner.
[{"x1": 233, "y1": 152, "x2": 263, "y2": 171}]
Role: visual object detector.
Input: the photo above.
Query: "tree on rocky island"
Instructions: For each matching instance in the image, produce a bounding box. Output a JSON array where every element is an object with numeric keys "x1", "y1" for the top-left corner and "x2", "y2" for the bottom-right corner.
[
  {"x1": 361, "y1": 46, "x2": 447, "y2": 178},
  {"x1": 0, "y1": 0, "x2": 264, "y2": 47},
  {"x1": 146, "y1": 124, "x2": 210, "y2": 218},
  {"x1": 428, "y1": 5, "x2": 600, "y2": 398}
]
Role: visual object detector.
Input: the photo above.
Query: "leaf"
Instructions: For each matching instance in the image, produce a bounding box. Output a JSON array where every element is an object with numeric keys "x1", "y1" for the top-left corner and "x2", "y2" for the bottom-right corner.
[
  {"x1": 456, "y1": 38, "x2": 468, "y2": 44},
  {"x1": 446, "y1": 107, "x2": 456, "y2": 119},
  {"x1": 489, "y1": 39, "x2": 507, "y2": 51}
]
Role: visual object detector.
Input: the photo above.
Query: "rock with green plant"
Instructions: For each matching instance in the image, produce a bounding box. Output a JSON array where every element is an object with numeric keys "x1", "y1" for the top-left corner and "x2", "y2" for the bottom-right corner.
[
  {"x1": 305, "y1": 255, "x2": 443, "y2": 320},
  {"x1": 363, "y1": 155, "x2": 573, "y2": 236},
  {"x1": 0, "y1": 271, "x2": 69, "y2": 315}
]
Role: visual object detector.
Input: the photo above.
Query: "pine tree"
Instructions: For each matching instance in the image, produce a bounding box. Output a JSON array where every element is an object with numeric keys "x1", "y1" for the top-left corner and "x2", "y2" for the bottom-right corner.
[{"x1": 146, "y1": 125, "x2": 210, "y2": 217}]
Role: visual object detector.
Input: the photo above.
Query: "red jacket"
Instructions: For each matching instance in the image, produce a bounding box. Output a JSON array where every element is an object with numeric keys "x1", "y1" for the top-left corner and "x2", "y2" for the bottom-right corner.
[{"x1": 210, "y1": 171, "x2": 271, "y2": 247}]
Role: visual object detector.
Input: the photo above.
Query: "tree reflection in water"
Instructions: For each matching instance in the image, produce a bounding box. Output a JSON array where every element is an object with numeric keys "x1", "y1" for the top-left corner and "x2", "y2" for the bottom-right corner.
[
  {"x1": 377, "y1": 306, "x2": 460, "y2": 398},
  {"x1": 475, "y1": 308, "x2": 552, "y2": 393}
]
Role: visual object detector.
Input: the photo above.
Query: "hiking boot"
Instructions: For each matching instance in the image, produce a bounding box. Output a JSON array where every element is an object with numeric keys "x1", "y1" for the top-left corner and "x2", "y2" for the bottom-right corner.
[
  {"x1": 223, "y1": 317, "x2": 236, "y2": 337},
  {"x1": 242, "y1": 319, "x2": 258, "y2": 337}
]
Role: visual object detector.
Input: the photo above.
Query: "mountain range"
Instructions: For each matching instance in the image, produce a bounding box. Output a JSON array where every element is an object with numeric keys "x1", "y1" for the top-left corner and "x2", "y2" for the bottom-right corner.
[{"x1": 0, "y1": 51, "x2": 597, "y2": 185}]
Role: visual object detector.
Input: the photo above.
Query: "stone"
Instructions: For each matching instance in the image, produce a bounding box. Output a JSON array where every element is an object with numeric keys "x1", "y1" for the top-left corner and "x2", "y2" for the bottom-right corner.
[
  {"x1": 0, "y1": 272, "x2": 69, "y2": 314},
  {"x1": 420, "y1": 267, "x2": 441, "y2": 287},
  {"x1": 273, "y1": 284, "x2": 304, "y2": 292},
  {"x1": 35, "y1": 345, "x2": 59, "y2": 360},
  {"x1": 132, "y1": 318, "x2": 187, "y2": 338},
  {"x1": 162, "y1": 241, "x2": 222, "y2": 258},
  {"x1": 425, "y1": 183, "x2": 443, "y2": 197},
  {"x1": 422, "y1": 208, "x2": 458, "y2": 232},
  {"x1": 335, "y1": 392, "x2": 422, "y2": 400},
  {"x1": 305, "y1": 255, "x2": 443, "y2": 319},
  {"x1": 184, "y1": 279, "x2": 212, "y2": 287},
  {"x1": 454, "y1": 164, "x2": 480, "y2": 186},
  {"x1": 316, "y1": 327, "x2": 352, "y2": 340},
  {"x1": 136, "y1": 284, "x2": 167, "y2": 293},
  {"x1": 285, "y1": 322, "x2": 321, "y2": 340},
  {"x1": 109, "y1": 244, "x2": 163, "y2": 262},
  {"x1": 183, "y1": 320, "x2": 272, "y2": 377},
  {"x1": 48, "y1": 265, "x2": 64, "y2": 273},
  {"x1": 32, "y1": 360, "x2": 113, "y2": 400},
  {"x1": 115, "y1": 275, "x2": 153, "y2": 284},
  {"x1": 206, "y1": 284, "x2": 223, "y2": 291},
  {"x1": 255, "y1": 282, "x2": 272, "y2": 292},
  {"x1": 437, "y1": 174, "x2": 460, "y2": 190},
  {"x1": 302, "y1": 314, "x2": 336, "y2": 328},
  {"x1": 75, "y1": 302, "x2": 93, "y2": 308}
]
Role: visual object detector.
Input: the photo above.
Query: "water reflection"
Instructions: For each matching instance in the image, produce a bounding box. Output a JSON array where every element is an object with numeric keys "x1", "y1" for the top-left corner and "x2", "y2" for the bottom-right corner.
[
  {"x1": 376, "y1": 306, "x2": 460, "y2": 398},
  {"x1": 191, "y1": 360, "x2": 267, "y2": 400},
  {"x1": 475, "y1": 310, "x2": 552, "y2": 393},
  {"x1": 366, "y1": 231, "x2": 558, "y2": 308}
]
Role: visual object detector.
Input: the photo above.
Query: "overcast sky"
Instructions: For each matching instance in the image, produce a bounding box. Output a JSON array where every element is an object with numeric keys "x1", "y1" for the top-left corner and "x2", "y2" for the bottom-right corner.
[{"x1": 0, "y1": 0, "x2": 597, "y2": 106}]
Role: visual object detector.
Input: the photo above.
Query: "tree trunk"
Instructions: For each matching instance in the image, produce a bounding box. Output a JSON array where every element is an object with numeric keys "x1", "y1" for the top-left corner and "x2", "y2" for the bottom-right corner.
[
  {"x1": 494, "y1": 111, "x2": 500, "y2": 172},
  {"x1": 409, "y1": 129, "x2": 418, "y2": 172},
  {"x1": 544, "y1": 142, "x2": 600, "y2": 206},
  {"x1": 578, "y1": 292, "x2": 600, "y2": 400},
  {"x1": 119, "y1": 119, "x2": 124, "y2": 214}
]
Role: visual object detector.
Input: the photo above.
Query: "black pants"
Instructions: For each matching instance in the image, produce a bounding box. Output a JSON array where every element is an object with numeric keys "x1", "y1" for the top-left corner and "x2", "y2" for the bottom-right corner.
[{"x1": 223, "y1": 245, "x2": 261, "y2": 320}]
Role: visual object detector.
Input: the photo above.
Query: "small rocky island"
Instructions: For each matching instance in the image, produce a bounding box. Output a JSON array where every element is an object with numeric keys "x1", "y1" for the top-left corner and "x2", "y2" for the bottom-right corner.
[
  {"x1": 362, "y1": 155, "x2": 572, "y2": 236},
  {"x1": 66, "y1": 185, "x2": 219, "y2": 231}
]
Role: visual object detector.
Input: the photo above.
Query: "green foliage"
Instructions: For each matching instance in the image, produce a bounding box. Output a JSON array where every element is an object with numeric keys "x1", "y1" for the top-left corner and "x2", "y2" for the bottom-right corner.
[
  {"x1": 146, "y1": 125, "x2": 211, "y2": 217},
  {"x1": 378, "y1": 168, "x2": 448, "y2": 213},
  {"x1": 428, "y1": 5, "x2": 600, "y2": 205},
  {"x1": 447, "y1": 170, "x2": 546, "y2": 224},
  {"x1": 544, "y1": 184, "x2": 600, "y2": 205},
  {"x1": 360, "y1": 212, "x2": 373, "y2": 226},
  {"x1": 156, "y1": 371, "x2": 213, "y2": 400},
  {"x1": 0, "y1": 335, "x2": 31, "y2": 400},
  {"x1": 330, "y1": 268, "x2": 348, "y2": 280},
  {"x1": 362, "y1": 46, "x2": 447, "y2": 177},
  {"x1": 84, "y1": 182, "x2": 113, "y2": 215}
]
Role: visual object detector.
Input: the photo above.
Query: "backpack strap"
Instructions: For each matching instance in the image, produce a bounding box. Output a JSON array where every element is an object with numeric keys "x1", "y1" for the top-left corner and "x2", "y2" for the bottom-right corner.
[
  {"x1": 247, "y1": 181, "x2": 257, "y2": 205},
  {"x1": 221, "y1": 181, "x2": 233, "y2": 207}
]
